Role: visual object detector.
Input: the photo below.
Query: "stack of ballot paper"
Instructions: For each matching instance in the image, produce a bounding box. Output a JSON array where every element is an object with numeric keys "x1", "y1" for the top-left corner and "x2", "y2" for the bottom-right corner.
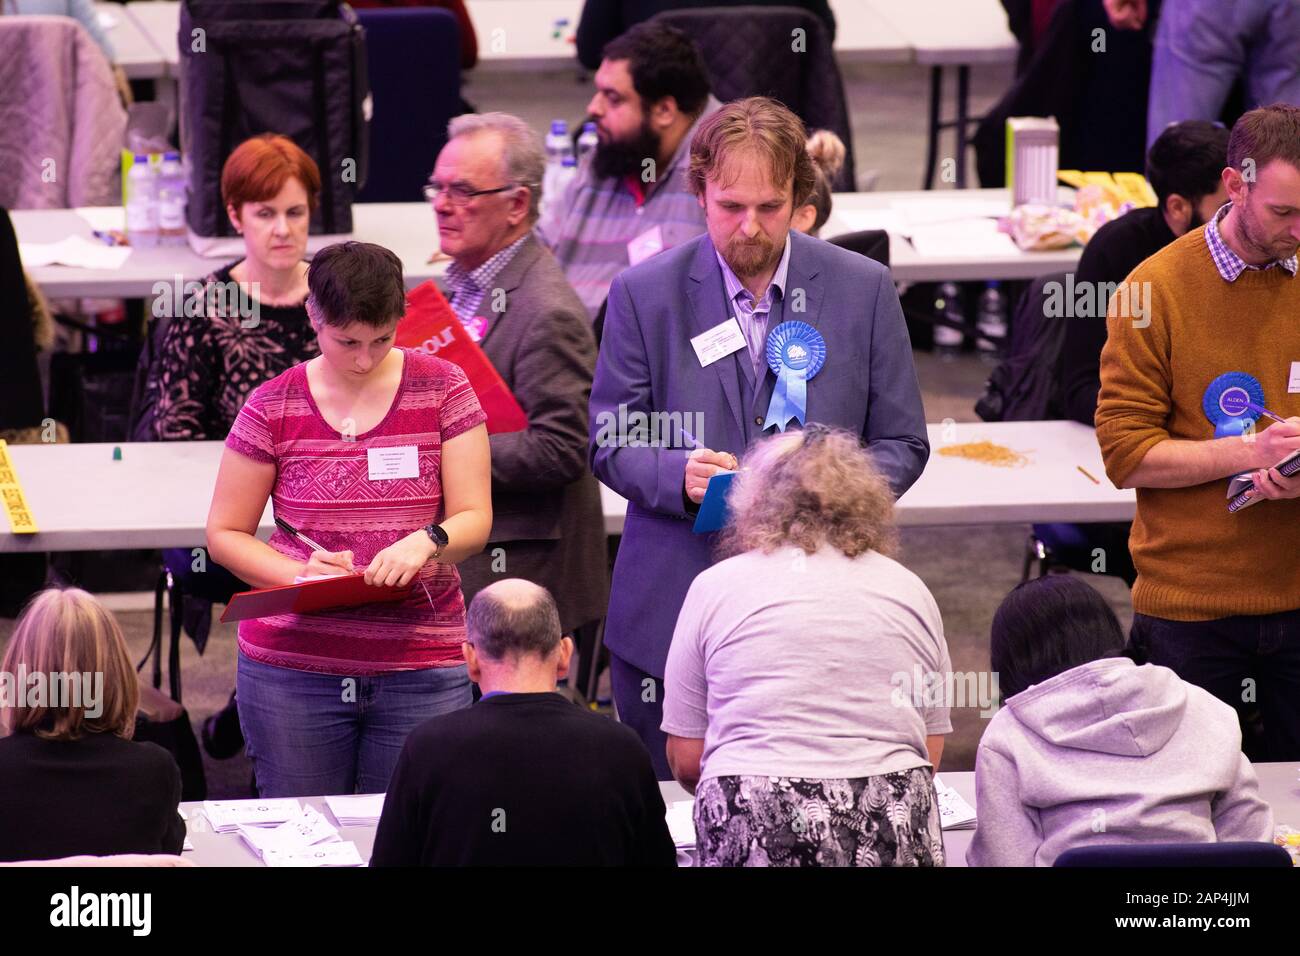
[
  {"x1": 237, "y1": 806, "x2": 364, "y2": 868},
  {"x1": 934, "y1": 775, "x2": 977, "y2": 831},
  {"x1": 202, "y1": 798, "x2": 303, "y2": 833},
  {"x1": 664, "y1": 800, "x2": 696, "y2": 848},
  {"x1": 324, "y1": 793, "x2": 386, "y2": 826}
]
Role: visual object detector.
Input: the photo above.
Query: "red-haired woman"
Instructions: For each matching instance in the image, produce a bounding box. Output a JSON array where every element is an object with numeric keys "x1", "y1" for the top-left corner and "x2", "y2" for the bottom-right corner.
[{"x1": 153, "y1": 133, "x2": 323, "y2": 441}]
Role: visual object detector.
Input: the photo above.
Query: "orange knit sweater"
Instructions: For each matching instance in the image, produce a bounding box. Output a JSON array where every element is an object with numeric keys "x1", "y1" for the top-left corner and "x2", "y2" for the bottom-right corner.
[{"x1": 1096, "y1": 227, "x2": 1300, "y2": 620}]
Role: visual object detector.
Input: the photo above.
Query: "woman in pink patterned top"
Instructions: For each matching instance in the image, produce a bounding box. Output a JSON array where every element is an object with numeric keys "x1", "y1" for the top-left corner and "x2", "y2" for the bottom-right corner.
[{"x1": 207, "y1": 242, "x2": 492, "y2": 797}]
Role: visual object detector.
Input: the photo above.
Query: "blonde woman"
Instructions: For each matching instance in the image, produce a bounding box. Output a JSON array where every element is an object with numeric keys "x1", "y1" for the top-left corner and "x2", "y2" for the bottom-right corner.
[
  {"x1": 0, "y1": 589, "x2": 184, "y2": 862},
  {"x1": 661, "y1": 425, "x2": 951, "y2": 866},
  {"x1": 791, "y1": 129, "x2": 846, "y2": 238}
]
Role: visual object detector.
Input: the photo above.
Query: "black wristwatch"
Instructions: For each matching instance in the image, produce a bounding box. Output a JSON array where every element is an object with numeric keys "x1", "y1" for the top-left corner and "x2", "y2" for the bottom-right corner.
[{"x1": 423, "y1": 522, "x2": 449, "y2": 559}]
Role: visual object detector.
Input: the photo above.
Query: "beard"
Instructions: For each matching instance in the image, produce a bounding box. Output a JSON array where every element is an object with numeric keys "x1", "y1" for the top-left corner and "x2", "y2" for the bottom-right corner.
[
  {"x1": 592, "y1": 119, "x2": 662, "y2": 180},
  {"x1": 721, "y1": 230, "x2": 782, "y2": 280},
  {"x1": 1237, "y1": 198, "x2": 1300, "y2": 261}
]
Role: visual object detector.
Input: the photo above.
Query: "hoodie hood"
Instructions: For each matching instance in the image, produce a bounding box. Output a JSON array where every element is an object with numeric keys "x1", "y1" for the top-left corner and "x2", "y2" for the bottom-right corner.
[{"x1": 1004, "y1": 657, "x2": 1187, "y2": 757}]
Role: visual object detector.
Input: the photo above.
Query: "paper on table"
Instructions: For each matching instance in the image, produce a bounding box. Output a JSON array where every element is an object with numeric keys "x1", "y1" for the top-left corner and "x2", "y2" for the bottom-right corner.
[
  {"x1": 19, "y1": 236, "x2": 131, "y2": 270},
  {"x1": 891, "y1": 196, "x2": 1011, "y2": 229},
  {"x1": 324, "y1": 793, "x2": 386, "y2": 825},
  {"x1": 908, "y1": 221, "x2": 1021, "y2": 259},
  {"x1": 74, "y1": 207, "x2": 126, "y2": 233},
  {"x1": 665, "y1": 799, "x2": 695, "y2": 848},
  {"x1": 263, "y1": 842, "x2": 365, "y2": 868},
  {"x1": 934, "y1": 775, "x2": 977, "y2": 831},
  {"x1": 238, "y1": 806, "x2": 339, "y2": 856},
  {"x1": 202, "y1": 797, "x2": 303, "y2": 833},
  {"x1": 832, "y1": 209, "x2": 909, "y2": 237},
  {"x1": 96, "y1": 9, "x2": 117, "y2": 28}
]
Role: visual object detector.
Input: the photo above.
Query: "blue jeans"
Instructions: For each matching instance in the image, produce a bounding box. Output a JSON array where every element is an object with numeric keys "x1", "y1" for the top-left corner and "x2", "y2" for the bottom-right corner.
[
  {"x1": 1149, "y1": 0, "x2": 1300, "y2": 146},
  {"x1": 236, "y1": 652, "x2": 472, "y2": 797}
]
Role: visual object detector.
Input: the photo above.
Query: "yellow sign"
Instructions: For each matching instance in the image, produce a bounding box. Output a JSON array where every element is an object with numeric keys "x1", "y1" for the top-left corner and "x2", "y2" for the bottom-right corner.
[{"x1": 0, "y1": 440, "x2": 38, "y2": 534}]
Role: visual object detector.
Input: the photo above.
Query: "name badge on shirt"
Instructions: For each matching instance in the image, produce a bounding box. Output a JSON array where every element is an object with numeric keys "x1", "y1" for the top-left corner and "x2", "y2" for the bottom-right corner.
[
  {"x1": 1289, "y1": 361, "x2": 1300, "y2": 394},
  {"x1": 627, "y1": 225, "x2": 665, "y2": 267},
  {"x1": 690, "y1": 317, "x2": 747, "y2": 367},
  {"x1": 367, "y1": 446, "x2": 419, "y2": 481}
]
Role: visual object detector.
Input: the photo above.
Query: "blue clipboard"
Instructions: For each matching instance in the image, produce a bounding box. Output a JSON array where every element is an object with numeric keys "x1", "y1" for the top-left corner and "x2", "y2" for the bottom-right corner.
[{"x1": 692, "y1": 471, "x2": 737, "y2": 533}]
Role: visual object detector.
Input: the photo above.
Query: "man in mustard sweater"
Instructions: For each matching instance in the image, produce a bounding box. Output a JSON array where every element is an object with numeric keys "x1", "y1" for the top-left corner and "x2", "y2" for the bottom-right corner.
[{"x1": 1097, "y1": 104, "x2": 1300, "y2": 761}]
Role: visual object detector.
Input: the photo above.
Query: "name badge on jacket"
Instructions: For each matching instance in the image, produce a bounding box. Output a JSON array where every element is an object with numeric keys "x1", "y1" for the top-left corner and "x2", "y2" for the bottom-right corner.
[
  {"x1": 691, "y1": 317, "x2": 747, "y2": 367},
  {"x1": 367, "y1": 446, "x2": 419, "y2": 481}
]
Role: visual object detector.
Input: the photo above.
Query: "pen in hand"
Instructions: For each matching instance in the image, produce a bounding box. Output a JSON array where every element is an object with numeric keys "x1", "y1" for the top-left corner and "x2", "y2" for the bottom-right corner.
[{"x1": 275, "y1": 517, "x2": 354, "y2": 573}]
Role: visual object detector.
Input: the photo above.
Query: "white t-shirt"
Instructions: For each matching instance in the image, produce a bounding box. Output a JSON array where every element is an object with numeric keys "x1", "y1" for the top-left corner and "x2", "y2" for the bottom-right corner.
[{"x1": 661, "y1": 545, "x2": 952, "y2": 783}]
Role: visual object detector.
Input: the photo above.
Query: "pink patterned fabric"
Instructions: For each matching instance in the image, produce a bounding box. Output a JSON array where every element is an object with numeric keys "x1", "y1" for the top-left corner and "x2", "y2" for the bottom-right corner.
[{"x1": 225, "y1": 349, "x2": 486, "y2": 675}]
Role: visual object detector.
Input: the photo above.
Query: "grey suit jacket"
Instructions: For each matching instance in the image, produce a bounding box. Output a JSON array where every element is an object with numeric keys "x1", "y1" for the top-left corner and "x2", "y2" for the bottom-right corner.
[
  {"x1": 456, "y1": 232, "x2": 609, "y2": 628},
  {"x1": 590, "y1": 229, "x2": 929, "y2": 676}
]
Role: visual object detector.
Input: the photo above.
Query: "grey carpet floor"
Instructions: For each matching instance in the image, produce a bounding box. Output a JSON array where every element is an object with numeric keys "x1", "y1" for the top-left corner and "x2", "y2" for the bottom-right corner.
[{"x1": 0, "y1": 60, "x2": 1135, "y2": 796}]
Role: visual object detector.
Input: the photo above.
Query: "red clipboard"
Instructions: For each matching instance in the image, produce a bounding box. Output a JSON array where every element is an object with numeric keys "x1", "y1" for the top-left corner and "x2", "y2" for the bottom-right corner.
[
  {"x1": 395, "y1": 280, "x2": 528, "y2": 434},
  {"x1": 219, "y1": 573, "x2": 414, "y2": 623}
]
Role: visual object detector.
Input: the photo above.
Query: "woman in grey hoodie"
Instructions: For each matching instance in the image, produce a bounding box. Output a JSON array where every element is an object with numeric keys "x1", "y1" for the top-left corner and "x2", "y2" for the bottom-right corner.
[{"x1": 968, "y1": 576, "x2": 1273, "y2": 867}]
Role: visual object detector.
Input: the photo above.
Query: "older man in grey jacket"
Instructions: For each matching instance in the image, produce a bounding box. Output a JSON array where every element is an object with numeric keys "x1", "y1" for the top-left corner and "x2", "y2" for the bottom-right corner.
[{"x1": 429, "y1": 113, "x2": 609, "y2": 639}]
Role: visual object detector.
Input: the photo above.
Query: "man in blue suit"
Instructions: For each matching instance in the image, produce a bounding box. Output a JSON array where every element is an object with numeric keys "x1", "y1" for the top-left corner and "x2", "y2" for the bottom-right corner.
[{"x1": 590, "y1": 97, "x2": 928, "y2": 776}]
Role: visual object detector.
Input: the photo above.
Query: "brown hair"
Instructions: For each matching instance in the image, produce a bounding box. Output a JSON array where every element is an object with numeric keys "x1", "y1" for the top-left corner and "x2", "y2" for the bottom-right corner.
[
  {"x1": 719, "y1": 425, "x2": 897, "y2": 560},
  {"x1": 803, "y1": 129, "x2": 846, "y2": 233},
  {"x1": 307, "y1": 240, "x2": 407, "y2": 328},
  {"x1": 222, "y1": 133, "x2": 322, "y2": 213},
  {"x1": 1, "y1": 588, "x2": 138, "y2": 741},
  {"x1": 688, "y1": 97, "x2": 817, "y2": 205},
  {"x1": 1227, "y1": 104, "x2": 1300, "y2": 185}
]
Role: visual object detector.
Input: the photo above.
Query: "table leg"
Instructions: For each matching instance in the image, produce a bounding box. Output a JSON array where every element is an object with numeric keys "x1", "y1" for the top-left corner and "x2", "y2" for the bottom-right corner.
[
  {"x1": 955, "y1": 65, "x2": 970, "y2": 189},
  {"x1": 924, "y1": 65, "x2": 942, "y2": 190}
]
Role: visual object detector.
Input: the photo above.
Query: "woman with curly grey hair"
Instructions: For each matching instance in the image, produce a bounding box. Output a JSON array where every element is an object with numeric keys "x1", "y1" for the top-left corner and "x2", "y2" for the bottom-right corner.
[{"x1": 661, "y1": 425, "x2": 952, "y2": 866}]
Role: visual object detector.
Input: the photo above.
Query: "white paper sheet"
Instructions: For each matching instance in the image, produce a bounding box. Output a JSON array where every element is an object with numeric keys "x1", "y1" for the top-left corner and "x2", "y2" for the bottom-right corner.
[{"x1": 19, "y1": 235, "x2": 131, "y2": 270}]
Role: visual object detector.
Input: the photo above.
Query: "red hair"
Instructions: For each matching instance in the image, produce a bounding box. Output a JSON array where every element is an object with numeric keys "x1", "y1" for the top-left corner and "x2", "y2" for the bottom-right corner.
[{"x1": 221, "y1": 133, "x2": 322, "y2": 214}]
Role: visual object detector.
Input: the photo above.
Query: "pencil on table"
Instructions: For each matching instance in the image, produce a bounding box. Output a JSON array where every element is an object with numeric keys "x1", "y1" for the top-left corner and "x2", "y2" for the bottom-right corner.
[{"x1": 1077, "y1": 465, "x2": 1100, "y2": 485}]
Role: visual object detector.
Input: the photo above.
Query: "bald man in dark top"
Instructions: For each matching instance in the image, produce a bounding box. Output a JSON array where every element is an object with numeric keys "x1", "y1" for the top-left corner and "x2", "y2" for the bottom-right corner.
[{"x1": 371, "y1": 579, "x2": 676, "y2": 867}]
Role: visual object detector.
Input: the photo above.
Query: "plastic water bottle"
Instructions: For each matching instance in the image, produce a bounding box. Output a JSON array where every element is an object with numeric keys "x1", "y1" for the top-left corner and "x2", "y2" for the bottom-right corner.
[
  {"x1": 554, "y1": 156, "x2": 578, "y2": 203},
  {"x1": 577, "y1": 121, "x2": 598, "y2": 162},
  {"x1": 933, "y1": 282, "x2": 965, "y2": 361},
  {"x1": 542, "y1": 120, "x2": 572, "y2": 218},
  {"x1": 976, "y1": 281, "x2": 1008, "y2": 362},
  {"x1": 157, "y1": 151, "x2": 187, "y2": 247},
  {"x1": 125, "y1": 154, "x2": 159, "y2": 249}
]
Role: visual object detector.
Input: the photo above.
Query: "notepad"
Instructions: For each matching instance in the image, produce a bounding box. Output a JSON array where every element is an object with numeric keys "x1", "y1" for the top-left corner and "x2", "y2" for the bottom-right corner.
[
  {"x1": 934, "y1": 775, "x2": 977, "y2": 831},
  {"x1": 1226, "y1": 448, "x2": 1300, "y2": 513},
  {"x1": 692, "y1": 470, "x2": 737, "y2": 534},
  {"x1": 220, "y1": 572, "x2": 412, "y2": 623}
]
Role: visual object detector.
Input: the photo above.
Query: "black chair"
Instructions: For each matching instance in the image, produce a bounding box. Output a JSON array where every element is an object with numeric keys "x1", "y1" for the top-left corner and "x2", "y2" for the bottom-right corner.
[
  {"x1": 1055, "y1": 842, "x2": 1292, "y2": 868},
  {"x1": 355, "y1": 7, "x2": 463, "y2": 203},
  {"x1": 127, "y1": 314, "x2": 245, "y2": 702},
  {"x1": 827, "y1": 229, "x2": 889, "y2": 268},
  {"x1": 650, "y1": 5, "x2": 856, "y2": 191}
]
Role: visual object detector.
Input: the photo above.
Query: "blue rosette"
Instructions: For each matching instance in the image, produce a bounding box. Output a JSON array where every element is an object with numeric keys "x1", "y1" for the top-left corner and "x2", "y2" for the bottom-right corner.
[
  {"x1": 763, "y1": 321, "x2": 827, "y2": 431},
  {"x1": 1202, "y1": 372, "x2": 1265, "y2": 438}
]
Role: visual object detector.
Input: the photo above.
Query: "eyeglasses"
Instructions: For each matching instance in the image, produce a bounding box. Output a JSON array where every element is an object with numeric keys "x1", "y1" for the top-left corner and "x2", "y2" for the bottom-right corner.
[{"x1": 423, "y1": 180, "x2": 531, "y2": 206}]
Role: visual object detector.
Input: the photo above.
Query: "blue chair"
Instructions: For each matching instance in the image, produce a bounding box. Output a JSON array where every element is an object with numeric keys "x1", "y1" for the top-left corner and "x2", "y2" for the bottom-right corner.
[
  {"x1": 1054, "y1": 842, "x2": 1291, "y2": 867},
  {"x1": 355, "y1": 8, "x2": 462, "y2": 203}
]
